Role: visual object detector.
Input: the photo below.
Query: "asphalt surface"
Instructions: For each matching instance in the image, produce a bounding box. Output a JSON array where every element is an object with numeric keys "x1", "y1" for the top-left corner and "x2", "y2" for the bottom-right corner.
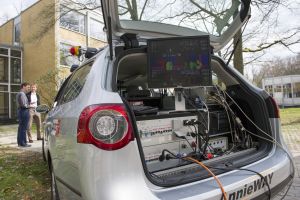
[
  {"x1": 0, "y1": 124, "x2": 300, "y2": 199},
  {"x1": 274, "y1": 125, "x2": 300, "y2": 200},
  {"x1": 0, "y1": 126, "x2": 42, "y2": 152}
]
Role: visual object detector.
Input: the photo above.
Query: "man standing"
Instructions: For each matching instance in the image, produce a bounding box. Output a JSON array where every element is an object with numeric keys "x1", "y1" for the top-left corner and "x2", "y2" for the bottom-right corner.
[
  {"x1": 16, "y1": 82, "x2": 31, "y2": 147},
  {"x1": 26, "y1": 83, "x2": 42, "y2": 142}
]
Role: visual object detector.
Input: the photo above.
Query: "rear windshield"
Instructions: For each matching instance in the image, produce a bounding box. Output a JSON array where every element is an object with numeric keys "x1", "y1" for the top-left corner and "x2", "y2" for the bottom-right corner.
[{"x1": 117, "y1": 0, "x2": 241, "y2": 36}]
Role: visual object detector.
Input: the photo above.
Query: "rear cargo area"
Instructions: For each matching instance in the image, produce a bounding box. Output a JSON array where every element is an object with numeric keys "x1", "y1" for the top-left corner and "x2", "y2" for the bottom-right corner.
[{"x1": 113, "y1": 48, "x2": 273, "y2": 186}]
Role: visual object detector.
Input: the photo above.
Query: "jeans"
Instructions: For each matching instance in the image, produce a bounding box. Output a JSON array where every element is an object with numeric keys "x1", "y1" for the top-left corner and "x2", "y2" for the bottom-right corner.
[{"x1": 17, "y1": 109, "x2": 30, "y2": 146}]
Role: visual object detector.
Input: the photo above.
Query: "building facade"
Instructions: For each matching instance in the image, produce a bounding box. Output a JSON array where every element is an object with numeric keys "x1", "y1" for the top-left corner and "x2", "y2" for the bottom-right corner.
[
  {"x1": 262, "y1": 75, "x2": 300, "y2": 107},
  {"x1": 0, "y1": 0, "x2": 106, "y2": 121}
]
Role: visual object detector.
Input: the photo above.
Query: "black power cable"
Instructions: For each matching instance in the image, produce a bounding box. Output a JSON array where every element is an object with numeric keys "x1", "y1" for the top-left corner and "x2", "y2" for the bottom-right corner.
[
  {"x1": 210, "y1": 166, "x2": 271, "y2": 200},
  {"x1": 182, "y1": 90, "x2": 210, "y2": 157},
  {"x1": 157, "y1": 149, "x2": 271, "y2": 200}
]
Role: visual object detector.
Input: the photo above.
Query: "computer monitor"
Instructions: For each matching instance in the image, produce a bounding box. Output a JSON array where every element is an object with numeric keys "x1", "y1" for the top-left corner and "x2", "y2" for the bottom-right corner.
[{"x1": 147, "y1": 36, "x2": 212, "y2": 88}]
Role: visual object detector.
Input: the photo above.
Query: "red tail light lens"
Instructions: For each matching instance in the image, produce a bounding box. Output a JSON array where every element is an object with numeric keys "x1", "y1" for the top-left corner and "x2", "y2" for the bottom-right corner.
[
  {"x1": 269, "y1": 96, "x2": 280, "y2": 118},
  {"x1": 77, "y1": 104, "x2": 134, "y2": 150}
]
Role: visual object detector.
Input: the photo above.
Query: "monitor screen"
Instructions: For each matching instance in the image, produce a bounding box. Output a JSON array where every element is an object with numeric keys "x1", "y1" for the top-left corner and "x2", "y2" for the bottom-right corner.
[{"x1": 147, "y1": 36, "x2": 212, "y2": 88}]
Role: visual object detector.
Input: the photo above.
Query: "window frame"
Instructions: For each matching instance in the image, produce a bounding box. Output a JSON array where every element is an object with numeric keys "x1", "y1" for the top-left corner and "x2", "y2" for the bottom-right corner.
[
  {"x1": 59, "y1": 42, "x2": 82, "y2": 67},
  {"x1": 13, "y1": 16, "x2": 21, "y2": 45},
  {"x1": 59, "y1": 6, "x2": 87, "y2": 34},
  {"x1": 89, "y1": 17, "x2": 106, "y2": 41}
]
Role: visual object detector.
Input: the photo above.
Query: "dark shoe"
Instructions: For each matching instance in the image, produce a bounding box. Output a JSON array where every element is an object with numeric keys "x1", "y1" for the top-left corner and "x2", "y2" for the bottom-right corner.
[
  {"x1": 20, "y1": 144, "x2": 31, "y2": 147},
  {"x1": 37, "y1": 138, "x2": 43, "y2": 140},
  {"x1": 29, "y1": 140, "x2": 33, "y2": 143}
]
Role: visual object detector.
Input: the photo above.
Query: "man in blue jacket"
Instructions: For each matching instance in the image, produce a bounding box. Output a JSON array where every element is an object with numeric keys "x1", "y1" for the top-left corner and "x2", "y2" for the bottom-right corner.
[{"x1": 16, "y1": 82, "x2": 31, "y2": 147}]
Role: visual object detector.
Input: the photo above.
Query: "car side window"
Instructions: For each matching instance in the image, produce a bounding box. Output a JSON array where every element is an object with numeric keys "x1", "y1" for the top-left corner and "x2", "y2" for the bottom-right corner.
[
  {"x1": 59, "y1": 61, "x2": 93, "y2": 105},
  {"x1": 53, "y1": 75, "x2": 71, "y2": 106}
]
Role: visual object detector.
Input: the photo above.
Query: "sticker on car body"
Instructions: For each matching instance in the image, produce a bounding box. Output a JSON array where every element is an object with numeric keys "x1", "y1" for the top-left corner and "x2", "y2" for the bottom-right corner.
[{"x1": 228, "y1": 172, "x2": 273, "y2": 200}]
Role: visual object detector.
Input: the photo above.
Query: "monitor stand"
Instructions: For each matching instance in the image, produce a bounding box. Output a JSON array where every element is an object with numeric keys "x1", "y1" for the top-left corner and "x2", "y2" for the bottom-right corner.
[{"x1": 175, "y1": 89, "x2": 186, "y2": 111}]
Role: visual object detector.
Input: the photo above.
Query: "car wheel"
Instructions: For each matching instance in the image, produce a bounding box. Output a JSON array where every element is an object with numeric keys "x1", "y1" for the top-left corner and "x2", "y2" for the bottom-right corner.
[
  {"x1": 50, "y1": 164, "x2": 60, "y2": 200},
  {"x1": 42, "y1": 138, "x2": 46, "y2": 162}
]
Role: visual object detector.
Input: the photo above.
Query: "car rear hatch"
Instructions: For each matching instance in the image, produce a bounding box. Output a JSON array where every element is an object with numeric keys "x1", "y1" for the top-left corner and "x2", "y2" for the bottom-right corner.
[
  {"x1": 101, "y1": 0, "x2": 251, "y2": 52},
  {"x1": 99, "y1": 0, "x2": 289, "y2": 197}
]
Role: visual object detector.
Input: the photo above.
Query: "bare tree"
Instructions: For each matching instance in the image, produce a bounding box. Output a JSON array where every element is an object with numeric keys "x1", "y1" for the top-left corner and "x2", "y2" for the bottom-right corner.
[
  {"x1": 250, "y1": 53, "x2": 300, "y2": 87},
  {"x1": 33, "y1": 0, "x2": 299, "y2": 76},
  {"x1": 36, "y1": 69, "x2": 61, "y2": 107}
]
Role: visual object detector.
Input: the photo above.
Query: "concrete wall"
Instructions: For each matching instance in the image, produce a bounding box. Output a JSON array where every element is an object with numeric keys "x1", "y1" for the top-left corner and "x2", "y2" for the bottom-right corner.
[
  {"x1": 90, "y1": 37, "x2": 106, "y2": 48},
  {"x1": 21, "y1": 0, "x2": 57, "y2": 84},
  {"x1": 59, "y1": 28, "x2": 106, "y2": 48},
  {"x1": 0, "y1": 20, "x2": 14, "y2": 45},
  {"x1": 58, "y1": 28, "x2": 106, "y2": 79},
  {"x1": 59, "y1": 28, "x2": 87, "y2": 46}
]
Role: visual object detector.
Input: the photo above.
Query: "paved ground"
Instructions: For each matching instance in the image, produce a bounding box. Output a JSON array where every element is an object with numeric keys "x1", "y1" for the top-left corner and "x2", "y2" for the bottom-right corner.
[
  {"x1": 0, "y1": 125, "x2": 42, "y2": 152},
  {"x1": 274, "y1": 124, "x2": 300, "y2": 200},
  {"x1": 0, "y1": 124, "x2": 300, "y2": 199}
]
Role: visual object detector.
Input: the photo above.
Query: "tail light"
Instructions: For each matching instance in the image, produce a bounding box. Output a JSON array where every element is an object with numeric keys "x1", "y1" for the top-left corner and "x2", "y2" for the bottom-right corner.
[
  {"x1": 77, "y1": 104, "x2": 134, "y2": 150},
  {"x1": 267, "y1": 96, "x2": 280, "y2": 118}
]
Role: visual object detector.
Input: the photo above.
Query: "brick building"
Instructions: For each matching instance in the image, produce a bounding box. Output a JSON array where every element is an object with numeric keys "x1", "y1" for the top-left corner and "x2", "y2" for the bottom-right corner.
[{"x1": 0, "y1": 0, "x2": 106, "y2": 121}]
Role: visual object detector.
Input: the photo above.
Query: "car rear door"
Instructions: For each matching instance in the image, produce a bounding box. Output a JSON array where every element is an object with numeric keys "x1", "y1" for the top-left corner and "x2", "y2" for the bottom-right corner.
[
  {"x1": 48, "y1": 61, "x2": 94, "y2": 199},
  {"x1": 101, "y1": 0, "x2": 251, "y2": 52}
]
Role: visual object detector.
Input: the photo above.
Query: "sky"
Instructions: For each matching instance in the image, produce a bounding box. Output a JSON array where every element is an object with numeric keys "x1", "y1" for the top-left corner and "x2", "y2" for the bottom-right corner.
[
  {"x1": 0, "y1": 0, "x2": 37, "y2": 24},
  {"x1": 0, "y1": 0, "x2": 299, "y2": 78}
]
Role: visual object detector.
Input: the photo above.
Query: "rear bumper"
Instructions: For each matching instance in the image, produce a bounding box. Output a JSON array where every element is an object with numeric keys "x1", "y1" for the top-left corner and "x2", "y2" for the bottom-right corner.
[
  {"x1": 78, "y1": 142, "x2": 293, "y2": 200},
  {"x1": 152, "y1": 146, "x2": 294, "y2": 200},
  {"x1": 253, "y1": 176, "x2": 293, "y2": 200}
]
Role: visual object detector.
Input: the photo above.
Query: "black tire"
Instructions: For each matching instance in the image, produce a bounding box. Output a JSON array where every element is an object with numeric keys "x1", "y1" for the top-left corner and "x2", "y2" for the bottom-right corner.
[
  {"x1": 42, "y1": 137, "x2": 46, "y2": 162},
  {"x1": 50, "y1": 163, "x2": 60, "y2": 200}
]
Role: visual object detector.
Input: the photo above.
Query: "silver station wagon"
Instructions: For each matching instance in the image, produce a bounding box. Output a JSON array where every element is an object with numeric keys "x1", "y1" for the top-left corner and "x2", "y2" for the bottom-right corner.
[{"x1": 38, "y1": 0, "x2": 294, "y2": 199}]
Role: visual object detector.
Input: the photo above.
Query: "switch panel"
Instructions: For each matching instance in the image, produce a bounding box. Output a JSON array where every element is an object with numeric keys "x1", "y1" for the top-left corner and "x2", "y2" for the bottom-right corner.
[
  {"x1": 207, "y1": 137, "x2": 228, "y2": 153},
  {"x1": 137, "y1": 115, "x2": 197, "y2": 147},
  {"x1": 136, "y1": 114, "x2": 197, "y2": 168}
]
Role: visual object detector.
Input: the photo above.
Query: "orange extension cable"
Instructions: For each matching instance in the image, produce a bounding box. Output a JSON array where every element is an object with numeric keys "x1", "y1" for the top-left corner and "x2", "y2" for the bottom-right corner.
[{"x1": 185, "y1": 157, "x2": 228, "y2": 200}]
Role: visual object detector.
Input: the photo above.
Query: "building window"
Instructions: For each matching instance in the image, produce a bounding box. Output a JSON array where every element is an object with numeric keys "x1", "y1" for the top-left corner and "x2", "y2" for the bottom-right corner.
[
  {"x1": 283, "y1": 83, "x2": 292, "y2": 98},
  {"x1": 10, "y1": 93, "x2": 18, "y2": 118},
  {"x1": 0, "y1": 92, "x2": 9, "y2": 118},
  {"x1": 294, "y1": 82, "x2": 300, "y2": 98},
  {"x1": 10, "y1": 58, "x2": 21, "y2": 84},
  {"x1": 60, "y1": 43, "x2": 80, "y2": 67},
  {"x1": 14, "y1": 16, "x2": 21, "y2": 45},
  {"x1": 0, "y1": 47, "x2": 22, "y2": 120},
  {"x1": 11, "y1": 50, "x2": 21, "y2": 58},
  {"x1": 0, "y1": 48, "x2": 8, "y2": 55},
  {"x1": 274, "y1": 85, "x2": 282, "y2": 93},
  {"x1": 60, "y1": 6, "x2": 86, "y2": 34},
  {"x1": 265, "y1": 85, "x2": 273, "y2": 96},
  {"x1": 14, "y1": 23, "x2": 21, "y2": 44},
  {"x1": 0, "y1": 56, "x2": 8, "y2": 83},
  {"x1": 0, "y1": 85, "x2": 8, "y2": 92},
  {"x1": 90, "y1": 18, "x2": 105, "y2": 41}
]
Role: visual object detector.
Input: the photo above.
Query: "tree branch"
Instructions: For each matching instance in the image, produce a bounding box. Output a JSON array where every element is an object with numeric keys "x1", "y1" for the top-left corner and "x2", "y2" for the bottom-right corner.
[{"x1": 243, "y1": 30, "x2": 300, "y2": 53}]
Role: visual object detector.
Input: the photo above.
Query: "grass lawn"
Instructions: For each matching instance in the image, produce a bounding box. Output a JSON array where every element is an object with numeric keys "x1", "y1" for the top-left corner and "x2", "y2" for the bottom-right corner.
[
  {"x1": 0, "y1": 147, "x2": 51, "y2": 200},
  {"x1": 280, "y1": 107, "x2": 300, "y2": 126}
]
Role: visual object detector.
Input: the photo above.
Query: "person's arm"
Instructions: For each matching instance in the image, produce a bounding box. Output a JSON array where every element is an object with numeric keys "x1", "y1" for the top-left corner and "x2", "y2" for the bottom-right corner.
[
  {"x1": 37, "y1": 94, "x2": 40, "y2": 106},
  {"x1": 26, "y1": 92, "x2": 31, "y2": 104},
  {"x1": 19, "y1": 93, "x2": 29, "y2": 108}
]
